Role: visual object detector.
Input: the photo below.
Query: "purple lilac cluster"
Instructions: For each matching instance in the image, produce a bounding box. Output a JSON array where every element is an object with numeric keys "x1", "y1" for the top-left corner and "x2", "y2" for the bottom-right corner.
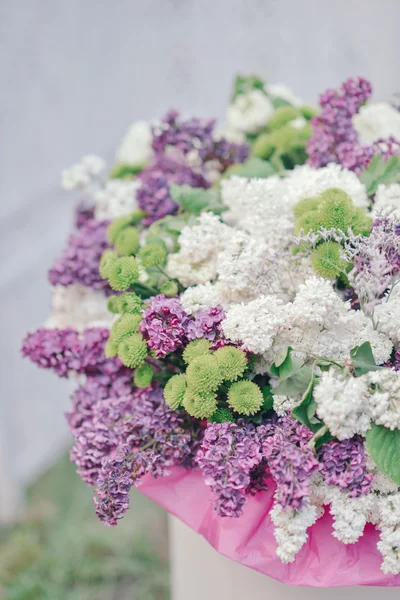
[
  {"x1": 261, "y1": 416, "x2": 320, "y2": 510},
  {"x1": 318, "y1": 438, "x2": 374, "y2": 497},
  {"x1": 196, "y1": 421, "x2": 265, "y2": 518},
  {"x1": 140, "y1": 294, "x2": 191, "y2": 358},
  {"x1": 22, "y1": 327, "x2": 128, "y2": 381},
  {"x1": 74, "y1": 203, "x2": 95, "y2": 229},
  {"x1": 307, "y1": 77, "x2": 373, "y2": 174},
  {"x1": 48, "y1": 219, "x2": 111, "y2": 292},
  {"x1": 186, "y1": 305, "x2": 225, "y2": 343}
]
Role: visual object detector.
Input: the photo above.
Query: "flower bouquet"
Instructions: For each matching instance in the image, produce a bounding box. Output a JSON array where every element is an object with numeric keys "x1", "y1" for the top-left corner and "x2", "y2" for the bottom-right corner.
[{"x1": 23, "y1": 75, "x2": 400, "y2": 587}]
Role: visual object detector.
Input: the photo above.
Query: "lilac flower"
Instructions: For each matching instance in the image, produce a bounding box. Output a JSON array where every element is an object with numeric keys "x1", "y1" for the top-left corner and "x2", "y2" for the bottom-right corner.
[
  {"x1": 318, "y1": 438, "x2": 374, "y2": 497},
  {"x1": 140, "y1": 294, "x2": 191, "y2": 357},
  {"x1": 261, "y1": 416, "x2": 320, "y2": 510},
  {"x1": 48, "y1": 219, "x2": 111, "y2": 292},
  {"x1": 186, "y1": 306, "x2": 225, "y2": 342},
  {"x1": 75, "y1": 202, "x2": 95, "y2": 229},
  {"x1": 94, "y1": 445, "x2": 134, "y2": 526},
  {"x1": 196, "y1": 421, "x2": 264, "y2": 518}
]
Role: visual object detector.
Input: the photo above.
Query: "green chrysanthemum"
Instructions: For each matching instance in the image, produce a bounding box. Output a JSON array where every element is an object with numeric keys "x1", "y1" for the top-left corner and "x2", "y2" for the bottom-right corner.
[
  {"x1": 99, "y1": 249, "x2": 118, "y2": 280},
  {"x1": 268, "y1": 106, "x2": 300, "y2": 131},
  {"x1": 295, "y1": 210, "x2": 321, "y2": 235},
  {"x1": 108, "y1": 257, "x2": 140, "y2": 291},
  {"x1": 160, "y1": 280, "x2": 179, "y2": 298},
  {"x1": 311, "y1": 240, "x2": 348, "y2": 279},
  {"x1": 118, "y1": 333, "x2": 147, "y2": 368},
  {"x1": 209, "y1": 407, "x2": 235, "y2": 423},
  {"x1": 107, "y1": 215, "x2": 133, "y2": 244},
  {"x1": 115, "y1": 226, "x2": 140, "y2": 256},
  {"x1": 251, "y1": 134, "x2": 275, "y2": 160},
  {"x1": 293, "y1": 196, "x2": 320, "y2": 219},
  {"x1": 317, "y1": 188, "x2": 354, "y2": 231},
  {"x1": 111, "y1": 313, "x2": 142, "y2": 345},
  {"x1": 164, "y1": 374, "x2": 187, "y2": 410},
  {"x1": 118, "y1": 292, "x2": 143, "y2": 314},
  {"x1": 300, "y1": 105, "x2": 319, "y2": 120},
  {"x1": 186, "y1": 355, "x2": 223, "y2": 394},
  {"x1": 227, "y1": 380, "x2": 263, "y2": 416},
  {"x1": 214, "y1": 346, "x2": 248, "y2": 382},
  {"x1": 104, "y1": 336, "x2": 118, "y2": 358},
  {"x1": 183, "y1": 389, "x2": 217, "y2": 419},
  {"x1": 138, "y1": 243, "x2": 167, "y2": 268},
  {"x1": 107, "y1": 295, "x2": 121, "y2": 314},
  {"x1": 351, "y1": 207, "x2": 373, "y2": 236},
  {"x1": 182, "y1": 339, "x2": 212, "y2": 365},
  {"x1": 134, "y1": 363, "x2": 154, "y2": 388}
]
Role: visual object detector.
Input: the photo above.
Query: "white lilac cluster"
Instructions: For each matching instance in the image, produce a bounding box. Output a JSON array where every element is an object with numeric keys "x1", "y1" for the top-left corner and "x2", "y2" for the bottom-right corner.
[
  {"x1": 227, "y1": 89, "x2": 275, "y2": 135},
  {"x1": 372, "y1": 183, "x2": 400, "y2": 219},
  {"x1": 353, "y1": 102, "x2": 400, "y2": 144},
  {"x1": 46, "y1": 285, "x2": 114, "y2": 331},
  {"x1": 94, "y1": 179, "x2": 140, "y2": 220},
  {"x1": 61, "y1": 155, "x2": 106, "y2": 191},
  {"x1": 114, "y1": 120, "x2": 153, "y2": 166},
  {"x1": 270, "y1": 502, "x2": 320, "y2": 564}
]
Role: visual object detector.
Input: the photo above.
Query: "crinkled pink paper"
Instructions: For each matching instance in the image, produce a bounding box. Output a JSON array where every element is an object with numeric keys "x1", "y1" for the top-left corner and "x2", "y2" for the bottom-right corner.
[{"x1": 140, "y1": 467, "x2": 400, "y2": 587}]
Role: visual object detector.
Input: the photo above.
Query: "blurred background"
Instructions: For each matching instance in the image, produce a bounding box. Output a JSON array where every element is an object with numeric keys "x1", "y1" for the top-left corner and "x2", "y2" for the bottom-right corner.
[{"x1": 1, "y1": 0, "x2": 399, "y2": 597}]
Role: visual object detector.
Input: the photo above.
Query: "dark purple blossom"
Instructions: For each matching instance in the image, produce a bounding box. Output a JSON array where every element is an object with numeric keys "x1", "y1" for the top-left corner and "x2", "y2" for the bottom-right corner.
[
  {"x1": 74, "y1": 202, "x2": 95, "y2": 229},
  {"x1": 186, "y1": 306, "x2": 225, "y2": 342},
  {"x1": 140, "y1": 294, "x2": 190, "y2": 357},
  {"x1": 318, "y1": 438, "x2": 374, "y2": 497},
  {"x1": 48, "y1": 219, "x2": 111, "y2": 292}
]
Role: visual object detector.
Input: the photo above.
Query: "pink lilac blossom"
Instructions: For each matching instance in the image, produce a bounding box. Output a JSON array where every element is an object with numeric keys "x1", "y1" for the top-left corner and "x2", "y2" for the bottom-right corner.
[
  {"x1": 48, "y1": 219, "x2": 112, "y2": 292},
  {"x1": 318, "y1": 438, "x2": 374, "y2": 497},
  {"x1": 75, "y1": 203, "x2": 95, "y2": 229},
  {"x1": 140, "y1": 294, "x2": 191, "y2": 357},
  {"x1": 186, "y1": 306, "x2": 225, "y2": 342}
]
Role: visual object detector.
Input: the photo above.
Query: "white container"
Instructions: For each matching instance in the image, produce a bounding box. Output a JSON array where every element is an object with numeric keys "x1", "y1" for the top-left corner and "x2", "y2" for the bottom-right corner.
[{"x1": 169, "y1": 516, "x2": 399, "y2": 600}]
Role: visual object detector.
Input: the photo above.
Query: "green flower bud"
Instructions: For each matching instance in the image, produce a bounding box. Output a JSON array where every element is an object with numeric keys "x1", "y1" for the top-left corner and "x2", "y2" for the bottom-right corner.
[
  {"x1": 299, "y1": 105, "x2": 319, "y2": 120},
  {"x1": 164, "y1": 374, "x2": 187, "y2": 410},
  {"x1": 111, "y1": 313, "x2": 143, "y2": 345},
  {"x1": 118, "y1": 292, "x2": 143, "y2": 314},
  {"x1": 104, "y1": 336, "x2": 118, "y2": 358},
  {"x1": 134, "y1": 363, "x2": 154, "y2": 388},
  {"x1": 351, "y1": 207, "x2": 373, "y2": 236},
  {"x1": 138, "y1": 243, "x2": 167, "y2": 268},
  {"x1": 160, "y1": 280, "x2": 179, "y2": 298},
  {"x1": 108, "y1": 257, "x2": 140, "y2": 291},
  {"x1": 186, "y1": 355, "x2": 223, "y2": 394},
  {"x1": 268, "y1": 106, "x2": 300, "y2": 131},
  {"x1": 227, "y1": 380, "x2": 263, "y2": 416},
  {"x1": 214, "y1": 346, "x2": 247, "y2": 382},
  {"x1": 182, "y1": 339, "x2": 212, "y2": 365},
  {"x1": 114, "y1": 226, "x2": 140, "y2": 256},
  {"x1": 107, "y1": 295, "x2": 121, "y2": 314},
  {"x1": 107, "y1": 215, "x2": 132, "y2": 244},
  {"x1": 209, "y1": 407, "x2": 235, "y2": 423},
  {"x1": 317, "y1": 188, "x2": 354, "y2": 231},
  {"x1": 311, "y1": 241, "x2": 348, "y2": 279},
  {"x1": 252, "y1": 133, "x2": 275, "y2": 160},
  {"x1": 129, "y1": 209, "x2": 147, "y2": 224},
  {"x1": 293, "y1": 196, "x2": 320, "y2": 219},
  {"x1": 110, "y1": 163, "x2": 144, "y2": 179},
  {"x1": 118, "y1": 333, "x2": 147, "y2": 368},
  {"x1": 183, "y1": 389, "x2": 217, "y2": 419},
  {"x1": 99, "y1": 249, "x2": 118, "y2": 280}
]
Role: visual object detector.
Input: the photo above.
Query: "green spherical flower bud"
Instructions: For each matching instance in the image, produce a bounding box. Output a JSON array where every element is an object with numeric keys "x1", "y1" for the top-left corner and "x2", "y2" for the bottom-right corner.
[
  {"x1": 300, "y1": 105, "x2": 319, "y2": 120},
  {"x1": 295, "y1": 210, "x2": 321, "y2": 235},
  {"x1": 318, "y1": 188, "x2": 354, "y2": 232},
  {"x1": 160, "y1": 280, "x2": 179, "y2": 298},
  {"x1": 311, "y1": 241, "x2": 347, "y2": 279},
  {"x1": 104, "y1": 336, "x2": 118, "y2": 358},
  {"x1": 268, "y1": 106, "x2": 300, "y2": 131},
  {"x1": 183, "y1": 390, "x2": 217, "y2": 419},
  {"x1": 112, "y1": 313, "x2": 143, "y2": 345},
  {"x1": 129, "y1": 209, "x2": 147, "y2": 224},
  {"x1": 118, "y1": 292, "x2": 143, "y2": 314},
  {"x1": 293, "y1": 196, "x2": 320, "y2": 219},
  {"x1": 252, "y1": 133, "x2": 275, "y2": 159},
  {"x1": 99, "y1": 249, "x2": 118, "y2": 280},
  {"x1": 227, "y1": 380, "x2": 263, "y2": 416},
  {"x1": 209, "y1": 407, "x2": 235, "y2": 423},
  {"x1": 107, "y1": 295, "x2": 121, "y2": 314},
  {"x1": 118, "y1": 333, "x2": 147, "y2": 368},
  {"x1": 107, "y1": 215, "x2": 132, "y2": 244},
  {"x1": 183, "y1": 339, "x2": 212, "y2": 365},
  {"x1": 164, "y1": 374, "x2": 187, "y2": 409},
  {"x1": 115, "y1": 226, "x2": 140, "y2": 256},
  {"x1": 186, "y1": 355, "x2": 223, "y2": 394},
  {"x1": 138, "y1": 243, "x2": 167, "y2": 268},
  {"x1": 214, "y1": 346, "x2": 248, "y2": 382},
  {"x1": 134, "y1": 363, "x2": 154, "y2": 388},
  {"x1": 351, "y1": 207, "x2": 373, "y2": 236},
  {"x1": 108, "y1": 257, "x2": 140, "y2": 291}
]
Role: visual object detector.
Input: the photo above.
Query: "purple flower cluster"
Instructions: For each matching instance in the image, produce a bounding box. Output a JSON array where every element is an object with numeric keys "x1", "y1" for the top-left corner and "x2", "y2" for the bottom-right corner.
[
  {"x1": 318, "y1": 438, "x2": 374, "y2": 497},
  {"x1": 74, "y1": 203, "x2": 95, "y2": 229},
  {"x1": 186, "y1": 305, "x2": 225, "y2": 343},
  {"x1": 140, "y1": 294, "x2": 190, "y2": 358},
  {"x1": 196, "y1": 421, "x2": 265, "y2": 518},
  {"x1": 262, "y1": 416, "x2": 320, "y2": 510},
  {"x1": 48, "y1": 219, "x2": 111, "y2": 292}
]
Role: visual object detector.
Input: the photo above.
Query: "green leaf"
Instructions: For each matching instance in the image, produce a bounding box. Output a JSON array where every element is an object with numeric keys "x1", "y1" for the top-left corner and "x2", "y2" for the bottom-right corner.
[
  {"x1": 273, "y1": 364, "x2": 313, "y2": 396},
  {"x1": 291, "y1": 378, "x2": 333, "y2": 445},
  {"x1": 359, "y1": 154, "x2": 400, "y2": 196},
  {"x1": 224, "y1": 157, "x2": 276, "y2": 179},
  {"x1": 111, "y1": 162, "x2": 144, "y2": 179},
  {"x1": 274, "y1": 347, "x2": 292, "y2": 368},
  {"x1": 272, "y1": 97, "x2": 293, "y2": 109},
  {"x1": 270, "y1": 347, "x2": 304, "y2": 380},
  {"x1": 350, "y1": 341, "x2": 381, "y2": 376},
  {"x1": 261, "y1": 386, "x2": 274, "y2": 412},
  {"x1": 169, "y1": 185, "x2": 224, "y2": 216},
  {"x1": 231, "y1": 74, "x2": 266, "y2": 101},
  {"x1": 366, "y1": 423, "x2": 400, "y2": 485}
]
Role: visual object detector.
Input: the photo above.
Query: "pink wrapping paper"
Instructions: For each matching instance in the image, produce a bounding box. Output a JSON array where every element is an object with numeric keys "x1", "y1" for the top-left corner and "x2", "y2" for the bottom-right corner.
[{"x1": 139, "y1": 467, "x2": 400, "y2": 587}]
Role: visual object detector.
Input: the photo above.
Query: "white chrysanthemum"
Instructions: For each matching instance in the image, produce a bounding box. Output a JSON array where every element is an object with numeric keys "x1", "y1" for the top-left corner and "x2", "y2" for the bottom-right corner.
[
  {"x1": 227, "y1": 89, "x2": 274, "y2": 134},
  {"x1": 366, "y1": 370, "x2": 400, "y2": 430},
  {"x1": 167, "y1": 212, "x2": 231, "y2": 287},
  {"x1": 314, "y1": 370, "x2": 371, "y2": 440},
  {"x1": 61, "y1": 155, "x2": 106, "y2": 190},
  {"x1": 266, "y1": 83, "x2": 303, "y2": 107},
  {"x1": 115, "y1": 120, "x2": 153, "y2": 165},
  {"x1": 328, "y1": 488, "x2": 377, "y2": 544},
  {"x1": 94, "y1": 179, "x2": 140, "y2": 219},
  {"x1": 46, "y1": 285, "x2": 114, "y2": 331},
  {"x1": 286, "y1": 163, "x2": 369, "y2": 209},
  {"x1": 271, "y1": 502, "x2": 320, "y2": 563},
  {"x1": 372, "y1": 183, "x2": 400, "y2": 220},
  {"x1": 180, "y1": 282, "x2": 227, "y2": 314},
  {"x1": 377, "y1": 493, "x2": 400, "y2": 574},
  {"x1": 353, "y1": 102, "x2": 400, "y2": 145}
]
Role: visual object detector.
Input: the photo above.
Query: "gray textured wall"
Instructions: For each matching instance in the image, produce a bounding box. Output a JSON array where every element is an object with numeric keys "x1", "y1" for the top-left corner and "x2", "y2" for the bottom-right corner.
[{"x1": 1, "y1": 0, "x2": 399, "y2": 514}]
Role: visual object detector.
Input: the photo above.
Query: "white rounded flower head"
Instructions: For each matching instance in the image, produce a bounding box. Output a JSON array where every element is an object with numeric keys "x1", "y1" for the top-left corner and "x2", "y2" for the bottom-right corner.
[
  {"x1": 266, "y1": 82, "x2": 303, "y2": 107},
  {"x1": 314, "y1": 369, "x2": 371, "y2": 440},
  {"x1": 115, "y1": 120, "x2": 153, "y2": 166},
  {"x1": 372, "y1": 183, "x2": 400, "y2": 220},
  {"x1": 367, "y1": 369, "x2": 400, "y2": 430},
  {"x1": 287, "y1": 163, "x2": 369, "y2": 209},
  {"x1": 227, "y1": 89, "x2": 274, "y2": 134},
  {"x1": 61, "y1": 154, "x2": 106, "y2": 190},
  {"x1": 291, "y1": 276, "x2": 350, "y2": 330},
  {"x1": 353, "y1": 102, "x2": 400, "y2": 144},
  {"x1": 180, "y1": 282, "x2": 226, "y2": 314},
  {"x1": 94, "y1": 179, "x2": 140, "y2": 220},
  {"x1": 46, "y1": 284, "x2": 114, "y2": 331}
]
